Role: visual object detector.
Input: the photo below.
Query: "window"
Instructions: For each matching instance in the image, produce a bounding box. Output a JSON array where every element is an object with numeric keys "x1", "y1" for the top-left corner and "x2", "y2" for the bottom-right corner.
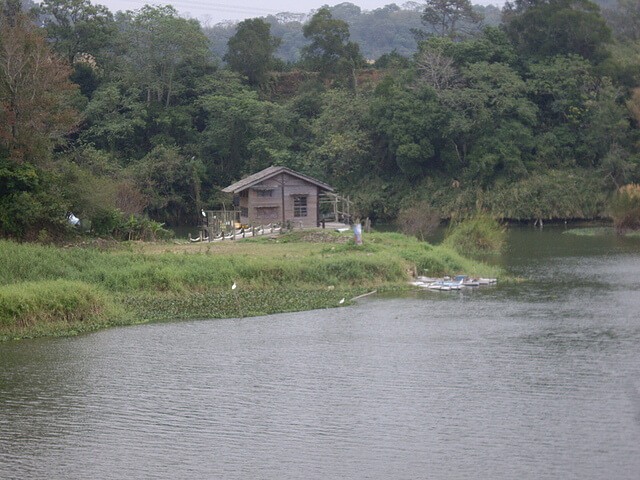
[
  {"x1": 294, "y1": 196, "x2": 307, "y2": 217},
  {"x1": 239, "y1": 190, "x2": 248, "y2": 198},
  {"x1": 240, "y1": 207, "x2": 248, "y2": 217},
  {"x1": 256, "y1": 207, "x2": 279, "y2": 220},
  {"x1": 257, "y1": 189, "x2": 273, "y2": 197}
]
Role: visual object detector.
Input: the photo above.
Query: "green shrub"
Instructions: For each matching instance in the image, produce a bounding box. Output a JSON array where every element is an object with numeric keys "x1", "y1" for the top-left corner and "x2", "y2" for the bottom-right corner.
[
  {"x1": 396, "y1": 200, "x2": 440, "y2": 241},
  {"x1": 610, "y1": 184, "x2": 640, "y2": 233},
  {"x1": 90, "y1": 208, "x2": 123, "y2": 235},
  {"x1": 443, "y1": 213, "x2": 505, "y2": 254}
]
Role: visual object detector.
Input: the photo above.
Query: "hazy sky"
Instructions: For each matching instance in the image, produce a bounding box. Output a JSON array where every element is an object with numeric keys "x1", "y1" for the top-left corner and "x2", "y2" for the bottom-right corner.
[{"x1": 97, "y1": 1, "x2": 505, "y2": 25}]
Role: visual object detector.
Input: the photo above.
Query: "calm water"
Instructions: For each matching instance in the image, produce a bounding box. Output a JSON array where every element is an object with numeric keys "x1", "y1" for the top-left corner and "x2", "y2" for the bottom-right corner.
[{"x1": 1, "y1": 228, "x2": 640, "y2": 479}]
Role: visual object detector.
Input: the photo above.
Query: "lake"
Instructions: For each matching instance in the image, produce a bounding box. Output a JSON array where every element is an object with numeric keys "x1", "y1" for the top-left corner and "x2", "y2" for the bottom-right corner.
[{"x1": 1, "y1": 227, "x2": 639, "y2": 479}]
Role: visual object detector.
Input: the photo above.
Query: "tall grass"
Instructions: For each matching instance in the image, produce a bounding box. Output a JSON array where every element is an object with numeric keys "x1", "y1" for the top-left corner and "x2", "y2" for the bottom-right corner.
[
  {"x1": 0, "y1": 280, "x2": 113, "y2": 328},
  {"x1": 610, "y1": 184, "x2": 640, "y2": 233},
  {"x1": 0, "y1": 240, "x2": 408, "y2": 292},
  {"x1": 408, "y1": 168, "x2": 608, "y2": 221},
  {"x1": 443, "y1": 214, "x2": 506, "y2": 254},
  {"x1": 0, "y1": 232, "x2": 503, "y2": 340}
]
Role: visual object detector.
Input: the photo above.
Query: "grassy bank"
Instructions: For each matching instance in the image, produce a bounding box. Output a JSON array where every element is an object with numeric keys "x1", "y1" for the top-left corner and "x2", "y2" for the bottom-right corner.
[
  {"x1": 0, "y1": 231, "x2": 503, "y2": 341},
  {"x1": 564, "y1": 227, "x2": 640, "y2": 237}
]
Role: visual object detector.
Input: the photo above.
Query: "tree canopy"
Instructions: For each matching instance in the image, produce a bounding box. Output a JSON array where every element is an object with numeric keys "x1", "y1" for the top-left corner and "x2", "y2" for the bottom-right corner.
[
  {"x1": 503, "y1": 0, "x2": 612, "y2": 61},
  {"x1": 0, "y1": 0, "x2": 639, "y2": 239},
  {"x1": 419, "y1": 0, "x2": 483, "y2": 39},
  {"x1": 224, "y1": 18, "x2": 281, "y2": 86},
  {"x1": 301, "y1": 8, "x2": 363, "y2": 76}
]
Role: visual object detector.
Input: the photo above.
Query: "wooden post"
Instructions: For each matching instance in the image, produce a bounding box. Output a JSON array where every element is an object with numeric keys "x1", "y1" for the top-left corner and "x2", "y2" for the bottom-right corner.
[
  {"x1": 280, "y1": 173, "x2": 286, "y2": 226},
  {"x1": 316, "y1": 187, "x2": 320, "y2": 227}
]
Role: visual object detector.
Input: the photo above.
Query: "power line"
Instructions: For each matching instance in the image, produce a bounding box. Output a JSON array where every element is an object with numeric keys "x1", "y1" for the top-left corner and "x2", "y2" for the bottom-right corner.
[
  {"x1": 112, "y1": 0, "x2": 284, "y2": 16},
  {"x1": 171, "y1": 1, "x2": 281, "y2": 14}
]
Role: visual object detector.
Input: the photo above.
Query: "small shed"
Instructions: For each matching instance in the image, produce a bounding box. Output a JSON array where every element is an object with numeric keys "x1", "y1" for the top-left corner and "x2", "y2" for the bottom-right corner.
[{"x1": 222, "y1": 166, "x2": 334, "y2": 228}]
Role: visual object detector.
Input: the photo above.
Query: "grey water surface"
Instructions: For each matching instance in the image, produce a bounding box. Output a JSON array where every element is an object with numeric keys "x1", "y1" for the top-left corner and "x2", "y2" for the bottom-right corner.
[{"x1": 1, "y1": 227, "x2": 640, "y2": 479}]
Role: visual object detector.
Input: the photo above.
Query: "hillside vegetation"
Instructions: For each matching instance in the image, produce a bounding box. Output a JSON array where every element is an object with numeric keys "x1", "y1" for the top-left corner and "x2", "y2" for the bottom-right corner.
[{"x1": 1, "y1": 0, "x2": 640, "y2": 242}]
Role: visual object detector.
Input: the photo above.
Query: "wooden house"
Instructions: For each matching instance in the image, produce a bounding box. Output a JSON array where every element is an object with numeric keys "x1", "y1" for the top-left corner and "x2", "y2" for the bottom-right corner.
[{"x1": 222, "y1": 166, "x2": 334, "y2": 228}]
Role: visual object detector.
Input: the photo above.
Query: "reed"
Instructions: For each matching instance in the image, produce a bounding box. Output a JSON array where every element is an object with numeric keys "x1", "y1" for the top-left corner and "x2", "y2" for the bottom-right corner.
[
  {"x1": 0, "y1": 280, "x2": 116, "y2": 340},
  {"x1": 406, "y1": 168, "x2": 608, "y2": 221},
  {"x1": 443, "y1": 214, "x2": 506, "y2": 254},
  {"x1": 0, "y1": 239, "x2": 409, "y2": 292},
  {"x1": 610, "y1": 184, "x2": 640, "y2": 233}
]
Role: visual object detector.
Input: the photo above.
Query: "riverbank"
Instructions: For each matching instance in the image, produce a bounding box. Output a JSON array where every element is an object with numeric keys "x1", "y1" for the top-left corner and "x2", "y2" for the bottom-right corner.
[
  {"x1": 0, "y1": 231, "x2": 503, "y2": 341},
  {"x1": 352, "y1": 168, "x2": 612, "y2": 223},
  {"x1": 564, "y1": 226, "x2": 640, "y2": 237}
]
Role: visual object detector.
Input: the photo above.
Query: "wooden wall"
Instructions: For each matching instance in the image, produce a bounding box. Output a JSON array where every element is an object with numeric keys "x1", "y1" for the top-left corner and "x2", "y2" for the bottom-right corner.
[{"x1": 238, "y1": 173, "x2": 320, "y2": 227}]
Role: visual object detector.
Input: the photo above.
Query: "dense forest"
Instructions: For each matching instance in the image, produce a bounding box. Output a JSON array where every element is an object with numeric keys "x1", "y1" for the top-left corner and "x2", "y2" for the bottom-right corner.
[
  {"x1": 1, "y1": 0, "x2": 640, "y2": 240},
  {"x1": 205, "y1": 3, "x2": 503, "y2": 61}
]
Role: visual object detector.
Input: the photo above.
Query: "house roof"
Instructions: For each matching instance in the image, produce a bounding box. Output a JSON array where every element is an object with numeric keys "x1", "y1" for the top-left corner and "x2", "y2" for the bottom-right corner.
[{"x1": 222, "y1": 166, "x2": 334, "y2": 194}]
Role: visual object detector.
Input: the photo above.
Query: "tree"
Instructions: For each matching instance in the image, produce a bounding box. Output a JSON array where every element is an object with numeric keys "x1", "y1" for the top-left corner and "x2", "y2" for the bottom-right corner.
[
  {"x1": 130, "y1": 145, "x2": 204, "y2": 225},
  {"x1": 37, "y1": 0, "x2": 115, "y2": 63},
  {"x1": 440, "y1": 62, "x2": 538, "y2": 183},
  {"x1": 419, "y1": 0, "x2": 483, "y2": 39},
  {"x1": 301, "y1": 8, "x2": 364, "y2": 87},
  {"x1": 628, "y1": 88, "x2": 640, "y2": 127},
  {"x1": 2, "y1": 0, "x2": 20, "y2": 22},
  {"x1": 80, "y1": 82, "x2": 147, "y2": 157},
  {"x1": 0, "y1": 10, "x2": 79, "y2": 163},
  {"x1": 605, "y1": 0, "x2": 640, "y2": 41},
  {"x1": 503, "y1": 0, "x2": 612, "y2": 62},
  {"x1": 527, "y1": 55, "x2": 631, "y2": 166},
  {"x1": 369, "y1": 79, "x2": 448, "y2": 177},
  {"x1": 224, "y1": 18, "x2": 281, "y2": 87},
  {"x1": 417, "y1": 26, "x2": 517, "y2": 66},
  {"x1": 305, "y1": 90, "x2": 373, "y2": 183},
  {"x1": 197, "y1": 72, "x2": 292, "y2": 185},
  {"x1": 116, "y1": 6, "x2": 213, "y2": 107},
  {"x1": 0, "y1": 6, "x2": 84, "y2": 239},
  {"x1": 0, "y1": 159, "x2": 72, "y2": 239},
  {"x1": 415, "y1": 43, "x2": 460, "y2": 93},
  {"x1": 78, "y1": 7, "x2": 216, "y2": 160}
]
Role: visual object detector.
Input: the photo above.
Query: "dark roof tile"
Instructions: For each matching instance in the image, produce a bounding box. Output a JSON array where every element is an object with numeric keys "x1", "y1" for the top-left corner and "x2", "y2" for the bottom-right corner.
[{"x1": 222, "y1": 166, "x2": 333, "y2": 193}]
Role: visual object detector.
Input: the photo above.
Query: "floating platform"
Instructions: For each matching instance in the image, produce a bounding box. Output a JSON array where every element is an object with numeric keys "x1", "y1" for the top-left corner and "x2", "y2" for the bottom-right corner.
[{"x1": 410, "y1": 275, "x2": 497, "y2": 291}]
